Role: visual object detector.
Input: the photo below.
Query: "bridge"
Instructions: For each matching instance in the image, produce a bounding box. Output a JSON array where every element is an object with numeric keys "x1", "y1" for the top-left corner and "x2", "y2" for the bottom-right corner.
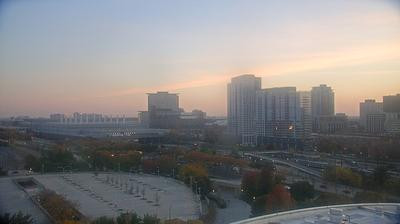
[{"x1": 244, "y1": 152, "x2": 323, "y2": 178}]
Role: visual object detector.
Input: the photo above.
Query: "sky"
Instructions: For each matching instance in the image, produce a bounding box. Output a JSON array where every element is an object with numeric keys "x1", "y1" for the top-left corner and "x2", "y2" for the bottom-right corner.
[{"x1": 0, "y1": 0, "x2": 400, "y2": 117}]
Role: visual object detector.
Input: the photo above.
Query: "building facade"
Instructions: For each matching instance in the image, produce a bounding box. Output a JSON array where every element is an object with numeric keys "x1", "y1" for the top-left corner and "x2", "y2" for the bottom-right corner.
[
  {"x1": 311, "y1": 84, "x2": 334, "y2": 132},
  {"x1": 298, "y1": 91, "x2": 312, "y2": 148},
  {"x1": 317, "y1": 113, "x2": 348, "y2": 134},
  {"x1": 255, "y1": 87, "x2": 306, "y2": 149},
  {"x1": 359, "y1": 99, "x2": 383, "y2": 128},
  {"x1": 383, "y1": 94, "x2": 400, "y2": 134},
  {"x1": 147, "y1": 92, "x2": 180, "y2": 128},
  {"x1": 366, "y1": 113, "x2": 386, "y2": 134},
  {"x1": 227, "y1": 74, "x2": 261, "y2": 145}
]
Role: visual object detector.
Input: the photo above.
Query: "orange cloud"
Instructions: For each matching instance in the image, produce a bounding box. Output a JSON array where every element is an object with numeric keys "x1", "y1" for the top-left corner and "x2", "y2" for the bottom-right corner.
[{"x1": 107, "y1": 39, "x2": 400, "y2": 98}]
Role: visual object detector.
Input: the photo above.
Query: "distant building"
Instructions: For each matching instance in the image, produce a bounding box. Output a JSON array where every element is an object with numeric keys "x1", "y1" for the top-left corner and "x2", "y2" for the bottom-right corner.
[
  {"x1": 311, "y1": 84, "x2": 334, "y2": 132},
  {"x1": 147, "y1": 92, "x2": 180, "y2": 128},
  {"x1": 383, "y1": 94, "x2": 400, "y2": 113},
  {"x1": 317, "y1": 113, "x2": 348, "y2": 134},
  {"x1": 359, "y1": 99, "x2": 383, "y2": 128},
  {"x1": 227, "y1": 74, "x2": 261, "y2": 145},
  {"x1": 298, "y1": 91, "x2": 312, "y2": 148},
  {"x1": 49, "y1": 113, "x2": 65, "y2": 122},
  {"x1": 366, "y1": 113, "x2": 385, "y2": 134},
  {"x1": 148, "y1": 91, "x2": 179, "y2": 112},
  {"x1": 138, "y1": 111, "x2": 149, "y2": 128},
  {"x1": 255, "y1": 87, "x2": 307, "y2": 149},
  {"x1": 178, "y1": 109, "x2": 206, "y2": 129},
  {"x1": 49, "y1": 112, "x2": 130, "y2": 124},
  {"x1": 383, "y1": 94, "x2": 400, "y2": 134},
  {"x1": 31, "y1": 112, "x2": 168, "y2": 140}
]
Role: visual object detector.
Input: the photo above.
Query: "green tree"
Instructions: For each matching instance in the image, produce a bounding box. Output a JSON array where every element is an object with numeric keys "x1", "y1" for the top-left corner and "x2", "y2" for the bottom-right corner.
[
  {"x1": 116, "y1": 212, "x2": 141, "y2": 224},
  {"x1": 258, "y1": 168, "x2": 275, "y2": 196},
  {"x1": 353, "y1": 191, "x2": 386, "y2": 203},
  {"x1": 92, "y1": 216, "x2": 115, "y2": 224},
  {"x1": 324, "y1": 166, "x2": 362, "y2": 187},
  {"x1": 289, "y1": 181, "x2": 315, "y2": 202},
  {"x1": 142, "y1": 215, "x2": 159, "y2": 224}
]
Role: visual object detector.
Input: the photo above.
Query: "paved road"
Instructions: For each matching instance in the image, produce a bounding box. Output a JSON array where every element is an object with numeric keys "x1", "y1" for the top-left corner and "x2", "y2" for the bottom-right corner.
[{"x1": 245, "y1": 152, "x2": 322, "y2": 178}]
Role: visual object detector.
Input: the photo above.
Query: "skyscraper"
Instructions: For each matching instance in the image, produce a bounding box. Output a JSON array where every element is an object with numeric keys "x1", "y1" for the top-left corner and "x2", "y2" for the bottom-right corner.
[
  {"x1": 298, "y1": 91, "x2": 312, "y2": 143},
  {"x1": 227, "y1": 74, "x2": 261, "y2": 145},
  {"x1": 359, "y1": 99, "x2": 383, "y2": 128},
  {"x1": 311, "y1": 84, "x2": 335, "y2": 131},
  {"x1": 255, "y1": 87, "x2": 305, "y2": 149}
]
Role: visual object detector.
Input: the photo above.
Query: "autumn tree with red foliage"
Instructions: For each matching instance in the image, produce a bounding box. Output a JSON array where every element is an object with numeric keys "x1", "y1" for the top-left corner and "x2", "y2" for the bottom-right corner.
[{"x1": 265, "y1": 184, "x2": 294, "y2": 213}]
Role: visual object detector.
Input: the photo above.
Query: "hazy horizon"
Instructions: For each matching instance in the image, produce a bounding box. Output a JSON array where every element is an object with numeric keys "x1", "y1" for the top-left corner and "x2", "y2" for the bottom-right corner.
[{"x1": 1, "y1": 0, "x2": 400, "y2": 117}]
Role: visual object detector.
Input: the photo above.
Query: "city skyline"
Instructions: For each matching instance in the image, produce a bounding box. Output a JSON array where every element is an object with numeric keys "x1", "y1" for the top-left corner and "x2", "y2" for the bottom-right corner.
[{"x1": 1, "y1": 0, "x2": 400, "y2": 117}]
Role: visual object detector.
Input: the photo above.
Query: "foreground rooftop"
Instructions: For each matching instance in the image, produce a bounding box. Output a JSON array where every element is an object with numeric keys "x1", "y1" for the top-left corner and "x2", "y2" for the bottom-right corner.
[{"x1": 231, "y1": 203, "x2": 400, "y2": 224}]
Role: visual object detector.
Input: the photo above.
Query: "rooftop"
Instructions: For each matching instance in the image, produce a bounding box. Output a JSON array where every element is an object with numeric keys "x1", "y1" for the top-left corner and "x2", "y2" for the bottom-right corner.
[{"x1": 231, "y1": 203, "x2": 400, "y2": 224}]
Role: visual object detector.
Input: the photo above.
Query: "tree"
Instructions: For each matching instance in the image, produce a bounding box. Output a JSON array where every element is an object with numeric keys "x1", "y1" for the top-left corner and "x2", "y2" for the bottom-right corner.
[
  {"x1": 258, "y1": 168, "x2": 275, "y2": 196},
  {"x1": 353, "y1": 191, "x2": 386, "y2": 203},
  {"x1": 158, "y1": 155, "x2": 177, "y2": 175},
  {"x1": 116, "y1": 212, "x2": 141, "y2": 224},
  {"x1": 142, "y1": 215, "x2": 159, "y2": 224},
  {"x1": 289, "y1": 181, "x2": 315, "y2": 202},
  {"x1": 265, "y1": 185, "x2": 294, "y2": 213},
  {"x1": 37, "y1": 190, "x2": 81, "y2": 223},
  {"x1": 92, "y1": 216, "x2": 115, "y2": 224},
  {"x1": 323, "y1": 166, "x2": 362, "y2": 187},
  {"x1": 24, "y1": 154, "x2": 41, "y2": 172},
  {"x1": 372, "y1": 166, "x2": 389, "y2": 187},
  {"x1": 0, "y1": 212, "x2": 33, "y2": 224},
  {"x1": 317, "y1": 138, "x2": 342, "y2": 153},
  {"x1": 142, "y1": 160, "x2": 157, "y2": 173},
  {"x1": 179, "y1": 163, "x2": 211, "y2": 195},
  {"x1": 251, "y1": 195, "x2": 268, "y2": 216},
  {"x1": 241, "y1": 171, "x2": 259, "y2": 199}
]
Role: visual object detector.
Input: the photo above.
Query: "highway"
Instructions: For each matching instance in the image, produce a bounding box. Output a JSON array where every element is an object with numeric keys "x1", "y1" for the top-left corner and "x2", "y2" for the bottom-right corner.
[{"x1": 244, "y1": 152, "x2": 323, "y2": 178}]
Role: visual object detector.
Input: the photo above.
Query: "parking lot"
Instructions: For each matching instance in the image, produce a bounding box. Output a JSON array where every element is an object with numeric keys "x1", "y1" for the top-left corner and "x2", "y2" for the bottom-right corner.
[{"x1": 1, "y1": 172, "x2": 200, "y2": 221}]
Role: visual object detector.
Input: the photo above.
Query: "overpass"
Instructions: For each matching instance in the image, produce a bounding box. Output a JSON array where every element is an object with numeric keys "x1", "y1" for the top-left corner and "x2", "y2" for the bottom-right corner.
[{"x1": 244, "y1": 152, "x2": 323, "y2": 178}]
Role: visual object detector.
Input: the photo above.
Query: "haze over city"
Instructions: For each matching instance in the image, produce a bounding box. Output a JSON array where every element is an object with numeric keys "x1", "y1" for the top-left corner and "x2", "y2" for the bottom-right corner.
[{"x1": 1, "y1": 0, "x2": 400, "y2": 117}]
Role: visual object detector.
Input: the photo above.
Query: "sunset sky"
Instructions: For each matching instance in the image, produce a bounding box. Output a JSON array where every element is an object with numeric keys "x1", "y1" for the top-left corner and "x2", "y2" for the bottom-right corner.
[{"x1": 1, "y1": 0, "x2": 400, "y2": 117}]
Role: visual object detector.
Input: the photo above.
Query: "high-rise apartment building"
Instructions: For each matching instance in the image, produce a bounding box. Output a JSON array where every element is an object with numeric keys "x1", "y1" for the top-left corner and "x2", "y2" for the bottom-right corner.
[
  {"x1": 359, "y1": 99, "x2": 383, "y2": 128},
  {"x1": 311, "y1": 84, "x2": 335, "y2": 131},
  {"x1": 255, "y1": 87, "x2": 306, "y2": 149},
  {"x1": 298, "y1": 91, "x2": 312, "y2": 144},
  {"x1": 227, "y1": 74, "x2": 261, "y2": 145}
]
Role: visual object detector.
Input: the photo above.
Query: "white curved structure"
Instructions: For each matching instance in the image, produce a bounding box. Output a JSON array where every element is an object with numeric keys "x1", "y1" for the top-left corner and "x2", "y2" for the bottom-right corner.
[{"x1": 231, "y1": 203, "x2": 400, "y2": 224}]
